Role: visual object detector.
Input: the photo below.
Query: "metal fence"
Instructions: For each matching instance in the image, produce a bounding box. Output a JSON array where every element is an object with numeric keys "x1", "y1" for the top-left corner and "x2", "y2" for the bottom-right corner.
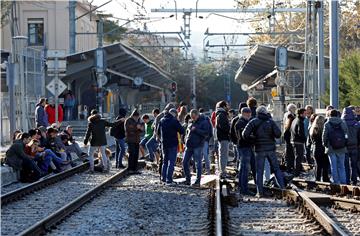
[{"x1": 0, "y1": 47, "x2": 45, "y2": 145}]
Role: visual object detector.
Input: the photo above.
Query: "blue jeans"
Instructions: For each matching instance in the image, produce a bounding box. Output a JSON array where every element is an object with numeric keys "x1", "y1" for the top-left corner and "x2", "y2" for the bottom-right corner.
[
  {"x1": 238, "y1": 147, "x2": 253, "y2": 194},
  {"x1": 146, "y1": 137, "x2": 158, "y2": 162},
  {"x1": 162, "y1": 146, "x2": 178, "y2": 183},
  {"x1": 183, "y1": 146, "x2": 203, "y2": 183},
  {"x1": 329, "y1": 153, "x2": 347, "y2": 184},
  {"x1": 255, "y1": 151, "x2": 285, "y2": 195},
  {"x1": 115, "y1": 138, "x2": 126, "y2": 168},
  {"x1": 202, "y1": 141, "x2": 210, "y2": 174},
  {"x1": 345, "y1": 149, "x2": 358, "y2": 185}
]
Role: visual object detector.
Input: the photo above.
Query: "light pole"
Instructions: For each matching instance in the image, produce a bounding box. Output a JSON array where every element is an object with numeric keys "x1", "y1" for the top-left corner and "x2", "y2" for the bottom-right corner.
[{"x1": 13, "y1": 36, "x2": 28, "y2": 132}]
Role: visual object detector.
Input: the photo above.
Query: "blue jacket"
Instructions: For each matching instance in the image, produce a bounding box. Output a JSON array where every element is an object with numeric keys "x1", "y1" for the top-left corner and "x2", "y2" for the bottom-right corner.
[
  {"x1": 35, "y1": 104, "x2": 48, "y2": 127},
  {"x1": 158, "y1": 113, "x2": 185, "y2": 149},
  {"x1": 185, "y1": 115, "x2": 210, "y2": 148},
  {"x1": 341, "y1": 107, "x2": 360, "y2": 150}
]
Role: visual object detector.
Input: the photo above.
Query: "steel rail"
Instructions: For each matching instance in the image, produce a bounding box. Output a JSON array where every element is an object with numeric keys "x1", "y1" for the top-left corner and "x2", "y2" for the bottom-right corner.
[
  {"x1": 292, "y1": 178, "x2": 360, "y2": 197},
  {"x1": 215, "y1": 177, "x2": 222, "y2": 236},
  {"x1": 19, "y1": 168, "x2": 129, "y2": 236},
  {"x1": 1, "y1": 162, "x2": 89, "y2": 205},
  {"x1": 18, "y1": 161, "x2": 146, "y2": 236},
  {"x1": 245, "y1": 183, "x2": 348, "y2": 235}
]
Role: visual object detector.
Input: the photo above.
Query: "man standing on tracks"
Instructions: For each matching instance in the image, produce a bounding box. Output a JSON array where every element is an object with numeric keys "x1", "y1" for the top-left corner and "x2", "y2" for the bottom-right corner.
[
  {"x1": 242, "y1": 106, "x2": 284, "y2": 197},
  {"x1": 158, "y1": 108, "x2": 185, "y2": 184},
  {"x1": 290, "y1": 108, "x2": 307, "y2": 177},
  {"x1": 154, "y1": 103, "x2": 176, "y2": 177},
  {"x1": 215, "y1": 100, "x2": 230, "y2": 178},
  {"x1": 183, "y1": 109, "x2": 210, "y2": 187},
  {"x1": 125, "y1": 109, "x2": 143, "y2": 174},
  {"x1": 235, "y1": 107, "x2": 255, "y2": 195},
  {"x1": 84, "y1": 109, "x2": 114, "y2": 173},
  {"x1": 110, "y1": 108, "x2": 127, "y2": 169},
  {"x1": 341, "y1": 107, "x2": 360, "y2": 185},
  {"x1": 146, "y1": 108, "x2": 160, "y2": 163},
  {"x1": 323, "y1": 109, "x2": 349, "y2": 184}
]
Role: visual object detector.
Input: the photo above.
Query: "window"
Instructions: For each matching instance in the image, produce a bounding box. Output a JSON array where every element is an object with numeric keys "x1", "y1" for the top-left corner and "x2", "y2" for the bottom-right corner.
[{"x1": 28, "y1": 19, "x2": 44, "y2": 46}]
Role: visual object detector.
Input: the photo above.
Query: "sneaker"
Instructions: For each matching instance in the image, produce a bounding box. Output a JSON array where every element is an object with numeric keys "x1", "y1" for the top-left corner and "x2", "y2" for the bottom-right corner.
[
  {"x1": 183, "y1": 180, "x2": 191, "y2": 186},
  {"x1": 255, "y1": 193, "x2": 263, "y2": 198},
  {"x1": 191, "y1": 182, "x2": 200, "y2": 188},
  {"x1": 86, "y1": 169, "x2": 95, "y2": 174}
]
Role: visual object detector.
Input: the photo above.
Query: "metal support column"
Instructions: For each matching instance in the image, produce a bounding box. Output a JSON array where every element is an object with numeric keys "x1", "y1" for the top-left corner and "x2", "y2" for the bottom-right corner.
[
  {"x1": 69, "y1": 0, "x2": 76, "y2": 54},
  {"x1": 96, "y1": 19, "x2": 105, "y2": 114},
  {"x1": 329, "y1": 0, "x2": 339, "y2": 108},
  {"x1": 54, "y1": 57, "x2": 59, "y2": 124},
  {"x1": 303, "y1": 1, "x2": 311, "y2": 106},
  {"x1": 317, "y1": 1, "x2": 325, "y2": 108},
  {"x1": 191, "y1": 63, "x2": 197, "y2": 108},
  {"x1": 7, "y1": 60, "x2": 16, "y2": 136}
]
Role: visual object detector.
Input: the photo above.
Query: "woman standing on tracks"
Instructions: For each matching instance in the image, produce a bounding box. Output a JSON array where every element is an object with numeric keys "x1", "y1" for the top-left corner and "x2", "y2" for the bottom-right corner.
[
  {"x1": 84, "y1": 109, "x2": 114, "y2": 173},
  {"x1": 310, "y1": 115, "x2": 330, "y2": 182}
]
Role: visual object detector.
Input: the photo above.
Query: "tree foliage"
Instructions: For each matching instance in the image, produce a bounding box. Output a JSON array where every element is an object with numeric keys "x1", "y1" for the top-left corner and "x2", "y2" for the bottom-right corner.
[
  {"x1": 103, "y1": 19, "x2": 127, "y2": 43},
  {"x1": 322, "y1": 50, "x2": 360, "y2": 107},
  {"x1": 1, "y1": 1, "x2": 12, "y2": 28},
  {"x1": 235, "y1": 0, "x2": 360, "y2": 53}
]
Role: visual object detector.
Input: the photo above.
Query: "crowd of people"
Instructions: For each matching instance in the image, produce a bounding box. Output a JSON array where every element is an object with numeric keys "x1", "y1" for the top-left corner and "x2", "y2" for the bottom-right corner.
[
  {"x1": 283, "y1": 104, "x2": 360, "y2": 185},
  {"x1": 5, "y1": 95, "x2": 360, "y2": 197}
]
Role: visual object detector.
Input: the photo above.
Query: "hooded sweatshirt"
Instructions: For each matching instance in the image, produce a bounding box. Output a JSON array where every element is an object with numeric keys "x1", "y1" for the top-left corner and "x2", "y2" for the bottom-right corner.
[
  {"x1": 341, "y1": 107, "x2": 360, "y2": 150},
  {"x1": 322, "y1": 117, "x2": 349, "y2": 154},
  {"x1": 215, "y1": 108, "x2": 230, "y2": 141},
  {"x1": 84, "y1": 114, "x2": 113, "y2": 146}
]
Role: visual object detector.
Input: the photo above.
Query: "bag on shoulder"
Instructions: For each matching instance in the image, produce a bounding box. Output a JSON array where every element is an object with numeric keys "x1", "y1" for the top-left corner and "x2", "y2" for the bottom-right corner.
[{"x1": 329, "y1": 123, "x2": 346, "y2": 149}]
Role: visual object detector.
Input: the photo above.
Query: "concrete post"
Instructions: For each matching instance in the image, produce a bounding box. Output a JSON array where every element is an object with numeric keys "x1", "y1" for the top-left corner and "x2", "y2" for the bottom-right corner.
[
  {"x1": 317, "y1": 1, "x2": 325, "y2": 108},
  {"x1": 329, "y1": 0, "x2": 339, "y2": 108}
]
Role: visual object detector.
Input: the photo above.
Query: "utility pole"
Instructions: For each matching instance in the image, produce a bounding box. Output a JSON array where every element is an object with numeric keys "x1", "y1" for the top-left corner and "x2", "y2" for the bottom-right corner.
[
  {"x1": 329, "y1": 0, "x2": 339, "y2": 108},
  {"x1": 191, "y1": 58, "x2": 197, "y2": 108},
  {"x1": 316, "y1": 1, "x2": 325, "y2": 108},
  {"x1": 96, "y1": 19, "x2": 106, "y2": 115},
  {"x1": 69, "y1": 0, "x2": 76, "y2": 54}
]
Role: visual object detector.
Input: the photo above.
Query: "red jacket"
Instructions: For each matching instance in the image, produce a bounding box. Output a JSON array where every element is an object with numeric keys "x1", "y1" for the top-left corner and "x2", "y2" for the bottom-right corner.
[{"x1": 45, "y1": 105, "x2": 63, "y2": 124}]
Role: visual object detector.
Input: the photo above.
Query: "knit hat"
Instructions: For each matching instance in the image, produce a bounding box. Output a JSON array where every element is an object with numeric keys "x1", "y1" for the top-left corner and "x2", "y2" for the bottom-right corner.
[
  {"x1": 164, "y1": 103, "x2": 175, "y2": 112},
  {"x1": 131, "y1": 109, "x2": 140, "y2": 117},
  {"x1": 118, "y1": 108, "x2": 127, "y2": 118},
  {"x1": 241, "y1": 107, "x2": 252, "y2": 113},
  {"x1": 91, "y1": 109, "x2": 98, "y2": 115},
  {"x1": 169, "y1": 108, "x2": 177, "y2": 117},
  {"x1": 256, "y1": 105, "x2": 268, "y2": 115}
]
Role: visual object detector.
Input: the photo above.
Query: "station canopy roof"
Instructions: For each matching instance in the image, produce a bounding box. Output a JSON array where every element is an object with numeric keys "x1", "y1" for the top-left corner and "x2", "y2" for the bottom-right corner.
[
  {"x1": 64, "y1": 42, "x2": 174, "y2": 90},
  {"x1": 234, "y1": 44, "x2": 329, "y2": 87}
]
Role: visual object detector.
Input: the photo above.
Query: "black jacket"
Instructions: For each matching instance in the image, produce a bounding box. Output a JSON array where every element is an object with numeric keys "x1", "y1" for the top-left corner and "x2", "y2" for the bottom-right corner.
[
  {"x1": 111, "y1": 116, "x2": 126, "y2": 140},
  {"x1": 230, "y1": 116, "x2": 240, "y2": 144},
  {"x1": 242, "y1": 113, "x2": 281, "y2": 152},
  {"x1": 216, "y1": 108, "x2": 230, "y2": 141},
  {"x1": 84, "y1": 114, "x2": 113, "y2": 146},
  {"x1": 310, "y1": 129, "x2": 326, "y2": 157},
  {"x1": 158, "y1": 113, "x2": 185, "y2": 149},
  {"x1": 185, "y1": 115, "x2": 209, "y2": 148},
  {"x1": 290, "y1": 116, "x2": 306, "y2": 144},
  {"x1": 235, "y1": 116, "x2": 252, "y2": 148},
  {"x1": 5, "y1": 140, "x2": 32, "y2": 170}
]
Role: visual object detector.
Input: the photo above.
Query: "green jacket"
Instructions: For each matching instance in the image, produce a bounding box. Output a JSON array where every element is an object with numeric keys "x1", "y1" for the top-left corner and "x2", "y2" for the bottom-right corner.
[
  {"x1": 5, "y1": 140, "x2": 32, "y2": 170},
  {"x1": 144, "y1": 120, "x2": 154, "y2": 139}
]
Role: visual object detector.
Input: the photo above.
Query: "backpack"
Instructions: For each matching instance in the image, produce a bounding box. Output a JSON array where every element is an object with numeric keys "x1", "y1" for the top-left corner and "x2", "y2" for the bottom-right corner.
[{"x1": 329, "y1": 123, "x2": 346, "y2": 149}]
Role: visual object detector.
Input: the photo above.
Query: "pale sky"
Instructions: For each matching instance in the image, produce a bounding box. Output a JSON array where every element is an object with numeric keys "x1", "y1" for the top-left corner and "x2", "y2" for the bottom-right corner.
[{"x1": 92, "y1": 0, "x2": 253, "y2": 58}]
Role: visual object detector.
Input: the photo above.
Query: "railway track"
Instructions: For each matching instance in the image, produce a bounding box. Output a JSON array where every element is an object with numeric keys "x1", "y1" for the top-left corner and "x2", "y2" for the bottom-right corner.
[
  {"x1": 14, "y1": 168, "x2": 215, "y2": 236},
  {"x1": 1, "y1": 162, "x2": 89, "y2": 205},
  {"x1": 292, "y1": 178, "x2": 360, "y2": 199},
  {"x1": 2, "y1": 156, "x2": 359, "y2": 235},
  {"x1": 0, "y1": 163, "x2": 118, "y2": 236}
]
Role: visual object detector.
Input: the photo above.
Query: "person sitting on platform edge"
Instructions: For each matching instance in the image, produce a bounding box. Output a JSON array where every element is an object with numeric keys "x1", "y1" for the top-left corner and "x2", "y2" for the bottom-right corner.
[{"x1": 5, "y1": 133, "x2": 45, "y2": 182}]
